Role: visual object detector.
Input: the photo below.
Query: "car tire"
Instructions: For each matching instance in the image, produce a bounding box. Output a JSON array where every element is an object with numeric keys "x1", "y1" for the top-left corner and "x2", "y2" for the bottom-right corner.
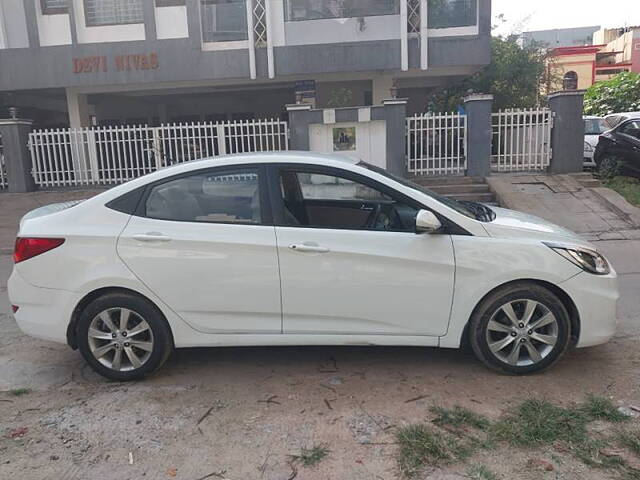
[
  {"x1": 76, "y1": 292, "x2": 173, "y2": 381},
  {"x1": 469, "y1": 282, "x2": 571, "y2": 375}
]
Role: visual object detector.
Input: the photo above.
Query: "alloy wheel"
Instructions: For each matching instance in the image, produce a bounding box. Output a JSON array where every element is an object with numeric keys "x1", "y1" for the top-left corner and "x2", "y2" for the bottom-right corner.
[
  {"x1": 87, "y1": 308, "x2": 155, "y2": 372},
  {"x1": 485, "y1": 299, "x2": 559, "y2": 367}
]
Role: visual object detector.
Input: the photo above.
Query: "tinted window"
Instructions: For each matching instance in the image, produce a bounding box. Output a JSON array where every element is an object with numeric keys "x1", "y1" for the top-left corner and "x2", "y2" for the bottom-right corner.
[
  {"x1": 146, "y1": 170, "x2": 262, "y2": 224},
  {"x1": 619, "y1": 120, "x2": 640, "y2": 140}
]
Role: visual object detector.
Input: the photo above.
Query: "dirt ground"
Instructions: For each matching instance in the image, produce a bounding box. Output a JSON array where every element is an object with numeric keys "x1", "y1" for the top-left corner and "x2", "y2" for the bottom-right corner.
[{"x1": 1, "y1": 189, "x2": 639, "y2": 480}]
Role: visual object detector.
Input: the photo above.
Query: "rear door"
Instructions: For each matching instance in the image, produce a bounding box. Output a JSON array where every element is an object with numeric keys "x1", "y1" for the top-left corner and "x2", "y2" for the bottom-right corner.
[
  {"x1": 271, "y1": 165, "x2": 456, "y2": 337},
  {"x1": 117, "y1": 166, "x2": 282, "y2": 334},
  {"x1": 616, "y1": 120, "x2": 640, "y2": 174}
]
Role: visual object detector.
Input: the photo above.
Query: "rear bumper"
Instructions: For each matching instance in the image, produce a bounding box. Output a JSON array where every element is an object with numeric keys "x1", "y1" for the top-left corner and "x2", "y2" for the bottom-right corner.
[
  {"x1": 560, "y1": 270, "x2": 619, "y2": 348},
  {"x1": 584, "y1": 151, "x2": 596, "y2": 167},
  {"x1": 7, "y1": 268, "x2": 78, "y2": 344}
]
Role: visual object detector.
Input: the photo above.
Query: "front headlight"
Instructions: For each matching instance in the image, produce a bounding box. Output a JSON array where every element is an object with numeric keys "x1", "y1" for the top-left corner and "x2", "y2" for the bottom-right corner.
[
  {"x1": 584, "y1": 141, "x2": 594, "y2": 152},
  {"x1": 545, "y1": 242, "x2": 610, "y2": 275}
]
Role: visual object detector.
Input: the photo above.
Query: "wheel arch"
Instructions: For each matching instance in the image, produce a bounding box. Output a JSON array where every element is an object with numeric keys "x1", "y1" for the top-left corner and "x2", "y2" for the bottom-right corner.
[
  {"x1": 66, "y1": 286, "x2": 175, "y2": 350},
  {"x1": 459, "y1": 279, "x2": 581, "y2": 350}
]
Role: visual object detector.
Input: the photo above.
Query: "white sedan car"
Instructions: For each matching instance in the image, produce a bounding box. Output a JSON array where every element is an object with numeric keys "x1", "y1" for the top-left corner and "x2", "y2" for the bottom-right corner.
[{"x1": 8, "y1": 152, "x2": 618, "y2": 380}]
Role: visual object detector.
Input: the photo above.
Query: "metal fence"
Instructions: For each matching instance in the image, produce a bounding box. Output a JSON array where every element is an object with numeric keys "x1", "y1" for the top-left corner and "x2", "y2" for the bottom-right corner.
[
  {"x1": 491, "y1": 108, "x2": 553, "y2": 173},
  {"x1": 0, "y1": 136, "x2": 6, "y2": 189},
  {"x1": 28, "y1": 119, "x2": 289, "y2": 188},
  {"x1": 406, "y1": 113, "x2": 467, "y2": 176}
]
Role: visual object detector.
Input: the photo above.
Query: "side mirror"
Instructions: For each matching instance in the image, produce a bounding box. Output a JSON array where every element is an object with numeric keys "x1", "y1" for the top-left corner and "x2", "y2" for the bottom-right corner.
[{"x1": 416, "y1": 210, "x2": 442, "y2": 234}]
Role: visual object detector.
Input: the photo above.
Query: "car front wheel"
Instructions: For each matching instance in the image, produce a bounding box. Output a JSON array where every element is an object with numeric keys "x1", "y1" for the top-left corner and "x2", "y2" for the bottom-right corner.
[
  {"x1": 469, "y1": 283, "x2": 571, "y2": 375},
  {"x1": 77, "y1": 292, "x2": 173, "y2": 381}
]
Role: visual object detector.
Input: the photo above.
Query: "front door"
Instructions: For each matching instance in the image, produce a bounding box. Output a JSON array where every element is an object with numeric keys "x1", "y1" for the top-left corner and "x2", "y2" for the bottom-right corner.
[
  {"x1": 272, "y1": 166, "x2": 456, "y2": 336},
  {"x1": 117, "y1": 166, "x2": 282, "y2": 334}
]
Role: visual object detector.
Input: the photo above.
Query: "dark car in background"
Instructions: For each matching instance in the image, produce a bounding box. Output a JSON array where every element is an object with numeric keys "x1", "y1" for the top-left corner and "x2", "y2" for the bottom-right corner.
[{"x1": 595, "y1": 112, "x2": 640, "y2": 177}]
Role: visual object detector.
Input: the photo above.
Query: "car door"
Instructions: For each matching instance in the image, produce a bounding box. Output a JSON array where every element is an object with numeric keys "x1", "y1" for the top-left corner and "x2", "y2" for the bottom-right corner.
[
  {"x1": 271, "y1": 165, "x2": 456, "y2": 337},
  {"x1": 616, "y1": 120, "x2": 640, "y2": 174},
  {"x1": 117, "y1": 166, "x2": 282, "y2": 334}
]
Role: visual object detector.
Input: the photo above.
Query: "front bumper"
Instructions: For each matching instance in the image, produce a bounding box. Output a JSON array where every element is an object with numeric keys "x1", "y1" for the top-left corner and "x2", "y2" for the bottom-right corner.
[
  {"x1": 560, "y1": 270, "x2": 619, "y2": 348},
  {"x1": 584, "y1": 150, "x2": 596, "y2": 167},
  {"x1": 7, "y1": 268, "x2": 78, "y2": 344}
]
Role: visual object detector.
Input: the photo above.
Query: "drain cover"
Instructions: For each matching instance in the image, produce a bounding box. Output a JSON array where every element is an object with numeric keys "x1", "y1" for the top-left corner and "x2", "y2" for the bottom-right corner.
[{"x1": 514, "y1": 183, "x2": 553, "y2": 194}]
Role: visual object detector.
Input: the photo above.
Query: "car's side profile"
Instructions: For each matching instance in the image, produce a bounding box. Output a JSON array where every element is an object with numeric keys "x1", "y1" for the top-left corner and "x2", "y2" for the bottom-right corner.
[
  {"x1": 8, "y1": 152, "x2": 618, "y2": 380},
  {"x1": 595, "y1": 112, "x2": 640, "y2": 177}
]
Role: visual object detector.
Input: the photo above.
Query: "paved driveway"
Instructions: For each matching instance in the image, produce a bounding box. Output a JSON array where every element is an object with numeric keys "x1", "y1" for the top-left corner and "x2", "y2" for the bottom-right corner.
[{"x1": 0, "y1": 188, "x2": 639, "y2": 480}]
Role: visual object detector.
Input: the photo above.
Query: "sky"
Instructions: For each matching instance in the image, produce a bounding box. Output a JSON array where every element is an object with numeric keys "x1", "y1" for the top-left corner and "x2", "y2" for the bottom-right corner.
[{"x1": 492, "y1": 0, "x2": 640, "y2": 37}]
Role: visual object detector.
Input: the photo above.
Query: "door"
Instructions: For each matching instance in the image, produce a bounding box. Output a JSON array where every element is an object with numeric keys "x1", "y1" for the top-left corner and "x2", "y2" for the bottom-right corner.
[
  {"x1": 272, "y1": 166, "x2": 456, "y2": 336},
  {"x1": 616, "y1": 120, "x2": 640, "y2": 174},
  {"x1": 117, "y1": 166, "x2": 282, "y2": 334}
]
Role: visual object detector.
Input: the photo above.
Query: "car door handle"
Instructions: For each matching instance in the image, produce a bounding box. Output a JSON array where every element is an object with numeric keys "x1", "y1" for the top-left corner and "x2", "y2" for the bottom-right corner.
[
  {"x1": 132, "y1": 233, "x2": 172, "y2": 243},
  {"x1": 289, "y1": 243, "x2": 330, "y2": 253}
]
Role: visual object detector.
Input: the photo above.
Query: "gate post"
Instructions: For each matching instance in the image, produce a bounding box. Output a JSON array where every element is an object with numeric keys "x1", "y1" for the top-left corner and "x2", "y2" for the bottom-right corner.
[
  {"x1": 378, "y1": 99, "x2": 408, "y2": 178},
  {"x1": 0, "y1": 118, "x2": 36, "y2": 193},
  {"x1": 548, "y1": 90, "x2": 585, "y2": 174},
  {"x1": 286, "y1": 103, "x2": 323, "y2": 151},
  {"x1": 464, "y1": 94, "x2": 493, "y2": 177}
]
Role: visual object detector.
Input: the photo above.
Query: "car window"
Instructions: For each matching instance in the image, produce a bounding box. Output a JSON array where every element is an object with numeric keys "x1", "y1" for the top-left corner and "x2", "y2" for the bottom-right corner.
[
  {"x1": 280, "y1": 170, "x2": 418, "y2": 232},
  {"x1": 584, "y1": 118, "x2": 607, "y2": 135},
  {"x1": 619, "y1": 120, "x2": 640, "y2": 140},
  {"x1": 145, "y1": 169, "x2": 262, "y2": 224}
]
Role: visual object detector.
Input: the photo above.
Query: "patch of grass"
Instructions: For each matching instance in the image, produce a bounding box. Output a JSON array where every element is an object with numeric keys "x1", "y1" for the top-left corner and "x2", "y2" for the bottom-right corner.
[
  {"x1": 466, "y1": 464, "x2": 499, "y2": 480},
  {"x1": 582, "y1": 395, "x2": 629, "y2": 423},
  {"x1": 605, "y1": 176, "x2": 640, "y2": 206},
  {"x1": 289, "y1": 444, "x2": 329, "y2": 467},
  {"x1": 396, "y1": 424, "x2": 469, "y2": 478},
  {"x1": 430, "y1": 406, "x2": 490, "y2": 431},
  {"x1": 9, "y1": 388, "x2": 31, "y2": 396},
  {"x1": 619, "y1": 430, "x2": 640, "y2": 456},
  {"x1": 491, "y1": 399, "x2": 590, "y2": 447}
]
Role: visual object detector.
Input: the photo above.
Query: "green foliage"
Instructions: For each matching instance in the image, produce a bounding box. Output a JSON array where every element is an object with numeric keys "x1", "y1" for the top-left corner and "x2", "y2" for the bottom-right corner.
[
  {"x1": 467, "y1": 465, "x2": 499, "y2": 480},
  {"x1": 289, "y1": 444, "x2": 330, "y2": 467},
  {"x1": 598, "y1": 157, "x2": 626, "y2": 180},
  {"x1": 9, "y1": 388, "x2": 31, "y2": 396},
  {"x1": 396, "y1": 424, "x2": 469, "y2": 477},
  {"x1": 582, "y1": 395, "x2": 630, "y2": 423},
  {"x1": 619, "y1": 430, "x2": 640, "y2": 456},
  {"x1": 605, "y1": 176, "x2": 640, "y2": 206},
  {"x1": 584, "y1": 72, "x2": 640, "y2": 116},
  {"x1": 430, "y1": 405, "x2": 490, "y2": 431},
  {"x1": 428, "y1": 36, "x2": 551, "y2": 112}
]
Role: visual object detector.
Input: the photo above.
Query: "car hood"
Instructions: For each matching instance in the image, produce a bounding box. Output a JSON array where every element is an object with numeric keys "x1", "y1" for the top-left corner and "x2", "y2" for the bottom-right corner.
[{"x1": 483, "y1": 207, "x2": 590, "y2": 245}]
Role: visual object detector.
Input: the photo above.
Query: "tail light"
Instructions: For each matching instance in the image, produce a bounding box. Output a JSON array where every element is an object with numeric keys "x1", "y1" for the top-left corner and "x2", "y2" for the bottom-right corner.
[{"x1": 14, "y1": 237, "x2": 65, "y2": 264}]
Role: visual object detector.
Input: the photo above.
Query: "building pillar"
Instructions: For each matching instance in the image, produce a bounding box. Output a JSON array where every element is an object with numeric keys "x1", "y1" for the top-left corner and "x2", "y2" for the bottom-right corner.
[
  {"x1": 286, "y1": 104, "x2": 323, "y2": 151},
  {"x1": 66, "y1": 89, "x2": 90, "y2": 128},
  {"x1": 142, "y1": 0, "x2": 157, "y2": 41},
  {"x1": 67, "y1": 0, "x2": 78, "y2": 44},
  {"x1": 23, "y1": 0, "x2": 40, "y2": 48},
  {"x1": 464, "y1": 94, "x2": 493, "y2": 177},
  {"x1": 548, "y1": 90, "x2": 585, "y2": 174},
  {"x1": 372, "y1": 76, "x2": 395, "y2": 105},
  {"x1": 379, "y1": 98, "x2": 408, "y2": 177},
  {"x1": 0, "y1": 118, "x2": 35, "y2": 192},
  {"x1": 186, "y1": 0, "x2": 203, "y2": 50}
]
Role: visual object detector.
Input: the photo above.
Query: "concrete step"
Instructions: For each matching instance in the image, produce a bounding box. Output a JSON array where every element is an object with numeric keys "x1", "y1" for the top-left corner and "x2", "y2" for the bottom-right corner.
[
  {"x1": 447, "y1": 192, "x2": 496, "y2": 203},
  {"x1": 427, "y1": 184, "x2": 491, "y2": 195},
  {"x1": 579, "y1": 179, "x2": 603, "y2": 188},
  {"x1": 411, "y1": 176, "x2": 484, "y2": 186}
]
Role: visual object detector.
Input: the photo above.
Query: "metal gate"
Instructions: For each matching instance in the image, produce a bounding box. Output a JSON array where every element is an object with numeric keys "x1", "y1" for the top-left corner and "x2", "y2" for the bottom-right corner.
[
  {"x1": 28, "y1": 119, "x2": 289, "y2": 188},
  {"x1": 491, "y1": 108, "x2": 553, "y2": 172},
  {"x1": 406, "y1": 113, "x2": 467, "y2": 176}
]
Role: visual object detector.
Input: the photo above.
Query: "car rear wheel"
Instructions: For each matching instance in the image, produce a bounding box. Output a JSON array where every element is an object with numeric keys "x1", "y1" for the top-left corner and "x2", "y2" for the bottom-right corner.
[
  {"x1": 77, "y1": 293, "x2": 173, "y2": 381},
  {"x1": 469, "y1": 283, "x2": 571, "y2": 375}
]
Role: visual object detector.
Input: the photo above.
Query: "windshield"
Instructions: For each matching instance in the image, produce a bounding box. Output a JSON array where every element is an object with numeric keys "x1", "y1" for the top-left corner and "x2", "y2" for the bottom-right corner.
[
  {"x1": 584, "y1": 118, "x2": 607, "y2": 135},
  {"x1": 357, "y1": 161, "x2": 495, "y2": 222}
]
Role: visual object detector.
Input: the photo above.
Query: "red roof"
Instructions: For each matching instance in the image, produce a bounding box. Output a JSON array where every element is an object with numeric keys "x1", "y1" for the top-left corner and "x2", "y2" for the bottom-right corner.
[{"x1": 551, "y1": 45, "x2": 606, "y2": 56}]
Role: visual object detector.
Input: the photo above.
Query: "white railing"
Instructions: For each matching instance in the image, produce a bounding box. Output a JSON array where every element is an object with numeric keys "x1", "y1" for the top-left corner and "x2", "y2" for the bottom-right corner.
[
  {"x1": 406, "y1": 113, "x2": 467, "y2": 176},
  {"x1": 28, "y1": 119, "x2": 289, "y2": 188},
  {"x1": 0, "y1": 136, "x2": 6, "y2": 189},
  {"x1": 492, "y1": 108, "x2": 553, "y2": 172}
]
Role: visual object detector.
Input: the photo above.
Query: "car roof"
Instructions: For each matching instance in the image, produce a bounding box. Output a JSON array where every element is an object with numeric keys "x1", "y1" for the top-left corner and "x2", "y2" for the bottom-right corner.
[
  {"x1": 605, "y1": 112, "x2": 640, "y2": 120},
  {"x1": 583, "y1": 115, "x2": 603, "y2": 120},
  {"x1": 202, "y1": 151, "x2": 361, "y2": 166}
]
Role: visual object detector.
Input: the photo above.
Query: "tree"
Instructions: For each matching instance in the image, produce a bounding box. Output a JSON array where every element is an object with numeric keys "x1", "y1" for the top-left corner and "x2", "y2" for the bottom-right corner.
[
  {"x1": 583, "y1": 72, "x2": 640, "y2": 116},
  {"x1": 428, "y1": 35, "x2": 555, "y2": 112}
]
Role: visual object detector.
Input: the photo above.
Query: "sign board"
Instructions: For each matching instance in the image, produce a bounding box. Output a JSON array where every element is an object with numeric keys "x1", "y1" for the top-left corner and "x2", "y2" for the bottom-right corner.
[{"x1": 72, "y1": 53, "x2": 159, "y2": 74}]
